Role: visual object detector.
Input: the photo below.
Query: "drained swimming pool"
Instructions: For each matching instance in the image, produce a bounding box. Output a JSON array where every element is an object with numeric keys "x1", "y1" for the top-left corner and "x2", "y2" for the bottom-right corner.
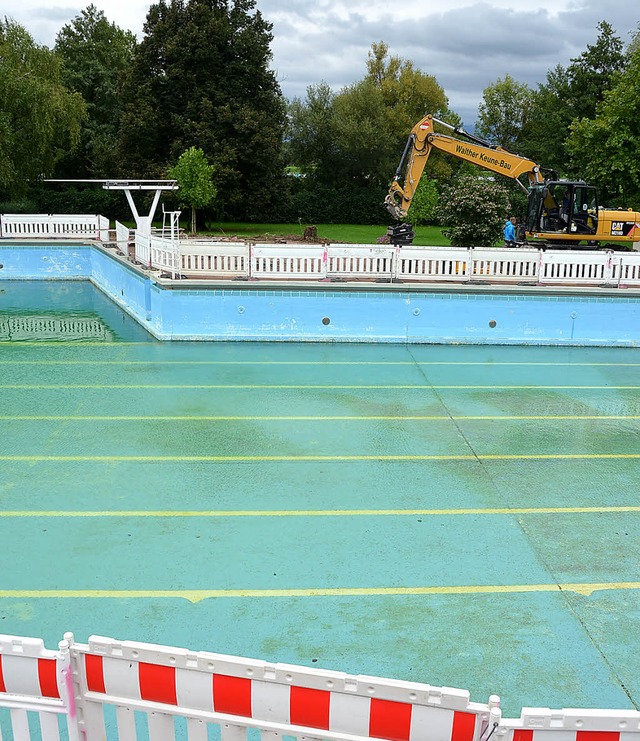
[{"x1": 2, "y1": 281, "x2": 640, "y2": 717}]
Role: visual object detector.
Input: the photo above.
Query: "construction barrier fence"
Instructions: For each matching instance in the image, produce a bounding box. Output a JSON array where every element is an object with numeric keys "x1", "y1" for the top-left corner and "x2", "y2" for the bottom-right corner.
[
  {"x1": 3, "y1": 214, "x2": 640, "y2": 288},
  {"x1": 1, "y1": 632, "x2": 639, "y2": 741}
]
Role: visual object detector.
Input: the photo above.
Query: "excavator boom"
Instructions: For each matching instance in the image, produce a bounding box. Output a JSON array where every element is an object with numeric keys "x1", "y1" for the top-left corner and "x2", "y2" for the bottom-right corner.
[{"x1": 385, "y1": 114, "x2": 544, "y2": 221}]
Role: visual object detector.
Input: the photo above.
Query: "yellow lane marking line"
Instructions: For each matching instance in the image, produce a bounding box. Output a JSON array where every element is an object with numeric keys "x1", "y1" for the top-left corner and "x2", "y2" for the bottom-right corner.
[
  {"x1": 2, "y1": 360, "x2": 640, "y2": 367},
  {"x1": 2, "y1": 384, "x2": 640, "y2": 390},
  {"x1": 1, "y1": 454, "x2": 640, "y2": 462},
  {"x1": 0, "y1": 583, "x2": 637, "y2": 601},
  {"x1": 2, "y1": 506, "x2": 640, "y2": 518},
  {"x1": 1, "y1": 415, "x2": 640, "y2": 421}
]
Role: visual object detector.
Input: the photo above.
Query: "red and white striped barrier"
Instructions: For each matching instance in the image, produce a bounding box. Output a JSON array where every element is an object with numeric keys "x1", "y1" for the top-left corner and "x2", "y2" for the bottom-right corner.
[
  {"x1": 0, "y1": 634, "x2": 60, "y2": 699},
  {"x1": 70, "y1": 634, "x2": 498, "y2": 741},
  {"x1": 1, "y1": 632, "x2": 640, "y2": 741},
  {"x1": 0, "y1": 634, "x2": 78, "y2": 741},
  {"x1": 497, "y1": 708, "x2": 640, "y2": 741}
]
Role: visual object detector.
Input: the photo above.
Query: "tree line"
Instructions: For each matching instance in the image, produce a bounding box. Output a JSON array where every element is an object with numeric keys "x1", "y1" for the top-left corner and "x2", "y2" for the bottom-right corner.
[{"x1": 0, "y1": 1, "x2": 638, "y2": 226}]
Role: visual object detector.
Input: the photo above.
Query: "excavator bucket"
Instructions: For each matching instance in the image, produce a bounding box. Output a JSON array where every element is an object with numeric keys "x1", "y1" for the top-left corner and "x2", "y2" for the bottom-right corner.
[{"x1": 387, "y1": 222, "x2": 415, "y2": 246}]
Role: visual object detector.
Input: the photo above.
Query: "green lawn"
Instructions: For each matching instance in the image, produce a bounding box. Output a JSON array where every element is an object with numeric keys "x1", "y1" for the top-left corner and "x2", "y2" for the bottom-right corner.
[
  {"x1": 126, "y1": 218, "x2": 450, "y2": 246},
  {"x1": 200, "y1": 223, "x2": 452, "y2": 246}
]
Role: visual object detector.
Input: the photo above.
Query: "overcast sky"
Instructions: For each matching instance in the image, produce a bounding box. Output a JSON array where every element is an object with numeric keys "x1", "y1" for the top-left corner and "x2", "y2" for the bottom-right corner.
[{"x1": 2, "y1": 0, "x2": 638, "y2": 126}]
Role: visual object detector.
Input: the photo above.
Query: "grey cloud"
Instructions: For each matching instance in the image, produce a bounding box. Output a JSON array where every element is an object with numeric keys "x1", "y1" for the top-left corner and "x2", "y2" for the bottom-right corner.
[
  {"x1": 263, "y1": 0, "x2": 639, "y2": 126},
  {"x1": 30, "y1": 5, "x2": 80, "y2": 21},
  {"x1": 3, "y1": 0, "x2": 637, "y2": 128}
]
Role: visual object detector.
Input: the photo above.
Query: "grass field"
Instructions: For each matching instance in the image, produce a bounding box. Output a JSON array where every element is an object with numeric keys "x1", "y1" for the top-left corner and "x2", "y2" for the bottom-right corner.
[{"x1": 196, "y1": 223, "x2": 452, "y2": 246}]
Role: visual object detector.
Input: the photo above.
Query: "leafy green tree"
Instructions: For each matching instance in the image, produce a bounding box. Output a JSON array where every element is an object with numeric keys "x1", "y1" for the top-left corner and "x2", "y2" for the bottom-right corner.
[
  {"x1": 566, "y1": 43, "x2": 640, "y2": 208},
  {"x1": 287, "y1": 83, "x2": 340, "y2": 184},
  {"x1": 286, "y1": 42, "x2": 452, "y2": 222},
  {"x1": 438, "y1": 175, "x2": 511, "y2": 247},
  {"x1": 522, "y1": 21, "x2": 626, "y2": 174},
  {"x1": 55, "y1": 5, "x2": 136, "y2": 177},
  {"x1": 475, "y1": 74, "x2": 534, "y2": 151},
  {"x1": 365, "y1": 42, "x2": 450, "y2": 138},
  {"x1": 118, "y1": 0, "x2": 287, "y2": 221},
  {"x1": 0, "y1": 20, "x2": 85, "y2": 198},
  {"x1": 566, "y1": 20, "x2": 625, "y2": 121},
  {"x1": 519, "y1": 65, "x2": 573, "y2": 175},
  {"x1": 168, "y1": 147, "x2": 217, "y2": 233}
]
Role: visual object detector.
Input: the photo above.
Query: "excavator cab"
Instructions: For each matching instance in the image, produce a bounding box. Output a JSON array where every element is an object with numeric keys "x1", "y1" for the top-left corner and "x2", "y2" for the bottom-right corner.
[{"x1": 527, "y1": 181, "x2": 599, "y2": 239}]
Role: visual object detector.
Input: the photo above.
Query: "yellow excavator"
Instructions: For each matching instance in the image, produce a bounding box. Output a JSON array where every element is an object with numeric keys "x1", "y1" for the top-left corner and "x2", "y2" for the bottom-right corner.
[{"x1": 385, "y1": 114, "x2": 640, "y2": 249}]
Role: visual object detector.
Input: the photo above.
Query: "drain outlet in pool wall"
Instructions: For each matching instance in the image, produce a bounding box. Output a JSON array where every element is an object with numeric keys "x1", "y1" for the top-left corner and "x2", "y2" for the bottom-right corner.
[
  {"x1": 489, "y1": 320, "x2": 497, "y2": 328},
  {"x1": 322, "y1": 317, "x2": 331, "y2": 325}
]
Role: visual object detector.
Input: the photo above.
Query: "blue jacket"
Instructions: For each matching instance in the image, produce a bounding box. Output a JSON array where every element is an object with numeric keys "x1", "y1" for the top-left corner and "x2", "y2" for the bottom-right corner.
[{"x1": 504, "y1": 220, "x2": 516, "y2": 242}]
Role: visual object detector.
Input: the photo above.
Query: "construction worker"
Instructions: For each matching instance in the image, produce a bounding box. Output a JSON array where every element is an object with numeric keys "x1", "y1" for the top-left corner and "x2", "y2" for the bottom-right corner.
[{"x1": 504, "y1": 216, "x2": 516, "y2": 247}]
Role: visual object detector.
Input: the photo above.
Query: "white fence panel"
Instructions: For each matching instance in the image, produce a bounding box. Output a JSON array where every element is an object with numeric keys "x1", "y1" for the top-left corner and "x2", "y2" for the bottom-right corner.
[
  {"x1": 396, "y1": 246, "x2": 471, "y2": 281},
  {"x1": 98, "y1": 215, "x2": 109, "y2": 242},
  {"x1": 180, "y1": 241, "x2": 249, "y2": 278},
  {"x1": 0, "y1": 215, "x2": 51, "y2": 238},
  {"x1": 470, "y1": 248, "x2": 540, "y2": 283},
  {"x1": 114, "y1": 220, "x2": 132, "y2": 257},
  {"x1": 0, "y1": 634, "x2": 78, "y2": 741},
  {"x1": 150, "y1": 235, "x2": 181, "y2": 274},
  {"x1": 0, "y1": 214, "x2": 109, "y2": 240},
  {"x1": 495, "y1": 707, "x2": 640, "y2": 741},
  {"x1": 538, "y1": 250, "x2": 615, "y2": 285},
  {"x1": 615, "y1": 253, "x2": 640, "y2": 287},
  {"x1": 251, "y1": 244, "x2": 327, "y2": 279},
  {"x1": 134, "y1": 232, "x2": 151, "y2": 266},
  {"x1": 327, "y1": 244, "x2": 395, "y2": 280}
]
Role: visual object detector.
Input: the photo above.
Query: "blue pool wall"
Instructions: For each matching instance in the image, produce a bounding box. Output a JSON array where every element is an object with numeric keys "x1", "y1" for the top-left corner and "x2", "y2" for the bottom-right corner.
[{"x1": 2, "y1": 241, "x2": 640, "y2": 345}]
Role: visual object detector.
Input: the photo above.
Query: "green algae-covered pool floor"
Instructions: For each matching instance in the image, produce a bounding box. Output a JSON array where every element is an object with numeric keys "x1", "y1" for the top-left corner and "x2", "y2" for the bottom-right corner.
[{"x1": 2, "y1": 282, "x2": 640, "y2": 717}]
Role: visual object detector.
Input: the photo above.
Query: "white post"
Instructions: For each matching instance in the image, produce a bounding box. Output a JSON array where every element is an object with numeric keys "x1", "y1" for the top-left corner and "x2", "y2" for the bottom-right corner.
[{"x1": 58, "y1": 637, "x2": 81, "y2": 741}]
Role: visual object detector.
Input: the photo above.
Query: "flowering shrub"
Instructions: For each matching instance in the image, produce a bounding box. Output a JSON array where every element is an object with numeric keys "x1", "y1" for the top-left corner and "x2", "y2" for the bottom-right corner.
[{"x1": 437, "y1": 176, "x2": 511, "y2": 247}]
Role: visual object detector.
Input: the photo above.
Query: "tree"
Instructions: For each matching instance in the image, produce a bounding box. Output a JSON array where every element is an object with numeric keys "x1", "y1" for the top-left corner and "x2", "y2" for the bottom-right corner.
[
  {"x1": 118, "y1": 0, "x2": 287, "y2": 221},
  {"x1": 168, "y1": 147, "x2": 217, "y2": 233},
  {"x1": 522, "y1": 21, "x2": 626, "y2": 175},
  {"x1": 287, "y1": 83, "x2": 340, "y2": 184},
  {"x1": 519, "y1": 65, "x2": 573, "y2": 175},
  {"x1": 566, "y1": 43, "x2": 640, "y2": 208},
  {"x1": 365, "y1": 42, "x2": 450, "y2": 139},
  {"x1": 55, "y1": 5, "x2": 136, "y2": 177},
  {"x1": 566, "y1": 20, "x2": 625, "y2": 121},
  {"x1": 0, "y1": 20, "x2": 85, "y2": 198},
  {"x1": 475, "y1": 75, "x2": 534, "y2": 151},
  {"x1": 438, "y1": 176, "x2": 511, "y2": 247},
  {"x1": 286, "y1": 42, "x2": 452, "y2": 222}
]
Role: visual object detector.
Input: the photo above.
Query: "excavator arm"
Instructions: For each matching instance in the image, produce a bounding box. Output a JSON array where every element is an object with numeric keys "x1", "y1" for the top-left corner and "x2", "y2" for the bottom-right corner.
[{"x1": 385, "y1": 114, "x2": 545, "y2": 222}]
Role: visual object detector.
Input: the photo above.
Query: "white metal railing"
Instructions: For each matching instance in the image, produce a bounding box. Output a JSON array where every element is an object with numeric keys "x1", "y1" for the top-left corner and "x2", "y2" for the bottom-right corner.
[
  {"x1": 252, "y1": 244, "x2": 326, "y2": 279},
  {"x1": 470, "y1": 248, "x2": 541, "y2": 283},
  {"x1": 540, "y1": 250, "x2": 621, "y2": 286},
  {"x1": 2, "y1": 631, "x2": 640, "y2": 741},
  {"x1": 396, "y1": 246, "x2": 471, "y2": 281},
  {"x1": 327, "y1": 244, "x2": 395, "y2": 280},
  {"x1": 0, "y1": 214, "x2": 109, "y2": 241},
  {"x1": 130, "y1": 236, "x2": 640, "y2": 289},
  {"x1": 181, "y1": 241, "x2": 248, "y2": 277},
  {"x1": 134, "y1": 231, "x2": 151, "y2": 267},
  {"x1": 149, "y1": 234, "x2": 180, "y2": 276},
  {"x1": 5, "y1": 216, "x2": 640, "y2": 289}
]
